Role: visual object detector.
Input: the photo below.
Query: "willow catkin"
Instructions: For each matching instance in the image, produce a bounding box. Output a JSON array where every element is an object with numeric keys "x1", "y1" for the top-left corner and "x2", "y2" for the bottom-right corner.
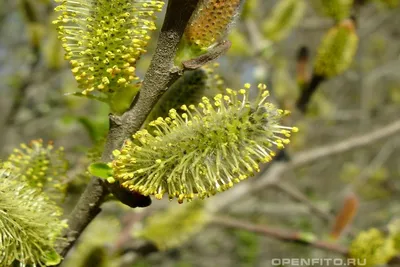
[
  {"x1": 6, "y1": 139, "x2": 68, "y2": 200},
  {"x1": 349, "y1": 228, "x2": 397, "y2": 267},
  {"x1": 314, "y1": 19, "x2": 359, "y2": 77},
  {"x1": 110, "y1": 84, "x2": 298, "y2": 203},
  {"x1": 0, "y1": 164, "x2": 66, "y2": 266},
  {"x1": 53, "y1": 0, "x2": 164, "y2": 113}
]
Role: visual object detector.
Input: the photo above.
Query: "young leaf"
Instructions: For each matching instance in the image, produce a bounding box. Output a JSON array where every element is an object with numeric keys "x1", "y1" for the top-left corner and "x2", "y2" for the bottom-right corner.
[
  {"x1": 43, "y1": 250, "x2": 62, "y2": 266},
  {"x1": 88, "y1": 162, "x2": 113, "y2": 179}
]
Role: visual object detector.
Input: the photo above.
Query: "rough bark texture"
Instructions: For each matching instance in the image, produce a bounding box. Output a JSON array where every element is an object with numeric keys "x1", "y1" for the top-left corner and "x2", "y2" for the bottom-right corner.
[{"x1": 55, "y1": 0, "x2": 201, "y2": 260}]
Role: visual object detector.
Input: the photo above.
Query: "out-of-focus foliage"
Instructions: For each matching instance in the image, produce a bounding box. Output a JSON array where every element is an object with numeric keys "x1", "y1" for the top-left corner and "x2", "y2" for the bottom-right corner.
[
  {"x1": 63, "y1": 217, "x2": 121, "y2": 267},
  {"x1": 310, "y1": 0, "x2": 354, "y2": 21},
  {"x1": 263, "y1": 0, "x2": 306, "y2": 42},
  {"x1": 134, "y1": 201, "x2": 209, "y2": 250},
  {"x1": 349, "y1": 228, "x2": 398, "y2": 266}
]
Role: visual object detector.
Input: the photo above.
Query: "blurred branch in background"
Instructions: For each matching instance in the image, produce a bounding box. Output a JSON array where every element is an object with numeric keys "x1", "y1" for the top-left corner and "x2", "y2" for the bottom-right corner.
[
  {"x1": 212, "y1": 118, "x2": 400, "y2": 210},
  {"x1": 212, "y1": 216, "x2": 349, "y2": 256}
]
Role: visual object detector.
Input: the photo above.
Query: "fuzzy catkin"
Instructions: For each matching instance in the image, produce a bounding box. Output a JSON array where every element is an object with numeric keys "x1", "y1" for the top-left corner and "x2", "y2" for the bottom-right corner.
[
  {"x1": 6, "y1": 139, "x2": 68, "y2": 200},
  {"x1": 314, "y1": 19, "x2": 359, "y2": 77},
  {"x1": 144, "y1": 69, "x2": 210, "y2": 125},
  {"x1": 53, "y1": 0, "x2": 164, "y2": 96},
  {"x1": 0, "y1": 164, "x2": 66, "y2": 266},
  {"x1": 349, "y1": 228, "x2": 397, "y2": 267},
  {"x1": 110, "y1": 84, "x2": 298, "y2": 203}
]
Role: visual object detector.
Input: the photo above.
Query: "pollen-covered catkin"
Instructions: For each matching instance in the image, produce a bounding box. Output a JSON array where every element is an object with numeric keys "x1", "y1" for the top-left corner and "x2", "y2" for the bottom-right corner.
[
  {"x1": 53, "y1": 0, "x2": 164, "y2": 96},
  {"x1": 144, "y1": 65, "x2": 224, "y2": 126},
  {"x1": 0, "y1": 164, "x2": 66, "y2": 266},
  {"x1": 144, "y1": 69, "x2": 210, "y2": 125},
  {"x1": 6, "y1": 139, "x2": 68, "y2": 200},
  {"x1": 111, "y1": 84, "x2": 298, "y2": 203}
]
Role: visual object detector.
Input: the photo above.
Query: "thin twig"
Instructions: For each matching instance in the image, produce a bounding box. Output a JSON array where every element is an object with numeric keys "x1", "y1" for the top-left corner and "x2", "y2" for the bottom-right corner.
[
  {"x1": 182, "y1": 40, "x2": 232, "y2": 70},
  {"x1": 212, "y1": 216, "x2": 349, "y2": 256},
  {"x1": 213, "y1": 216, "x2": 400, "y2": 265},
  {"x1": 291, "y1": 119, "x2": 400, "y2": 168},
  {"x1": 211, "y1": 119, "x2": 400, "y2": 210},
  {"x1": 272, "y1": 182, "x2": 334, "y2": 223}
]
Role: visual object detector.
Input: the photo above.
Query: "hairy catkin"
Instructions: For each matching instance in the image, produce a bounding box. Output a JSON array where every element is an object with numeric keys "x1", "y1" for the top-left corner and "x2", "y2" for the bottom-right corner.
[
  {"x1": 53, "y1": 0, "x2": 164, "y2": 109},
  {"x1": 111, "y1": 84, "x2": 298, "y2": 203},
  {"x1": 314, "y1": 19, "x2": 358, "y2": 77},
  {"x1": 6, "y1": 139, "x2": 68, "y2": 200},
  {"x1": 0, "y1": 164, "x2": 66, "y2": 266}
]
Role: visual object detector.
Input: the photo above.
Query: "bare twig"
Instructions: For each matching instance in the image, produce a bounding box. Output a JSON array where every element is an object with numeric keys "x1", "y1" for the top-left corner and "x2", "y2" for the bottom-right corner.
[
  {"x1": 213, "y1": 216, "x2": 400, "y2": 265},
  {"x1": 211, "y1": 119, "x2": 400, "y2": 210},
  {"x1": 272, "y1": 182, "x2": 334, "y2": 223},
  {"x1": 291, "y1": 119, "x2": 400, "y2": 167},
  {"x1": 212, "y1": 216, "x2": 349, "y2": 256},
  {"x1": 182, "y1": 40, "x2": 232, "y2": 70}
]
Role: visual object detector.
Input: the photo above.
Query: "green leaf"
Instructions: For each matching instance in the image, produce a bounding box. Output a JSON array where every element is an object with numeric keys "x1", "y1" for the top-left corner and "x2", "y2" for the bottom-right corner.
[
  {"x1": 88, "y1": 163, "x2": 113, "y2": 179},
  {"x1": 42, "y1": 250, "x2": 62, "y2": 266}
]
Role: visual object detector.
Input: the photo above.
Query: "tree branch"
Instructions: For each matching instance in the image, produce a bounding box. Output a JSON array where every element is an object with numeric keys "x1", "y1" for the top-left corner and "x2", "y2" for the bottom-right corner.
[
  {"x1": 210, "y1": 119, "x2": 400, "y2": 210},
  {"x1": 213, "y1": 216, "x2": 400, "y2": 265},
  {"x1": 55, "y1": 0, "x2": 201, "y2": 260},
  {"x1": 272, "y1": 182, "x2": 334, "y2": 223},
  {"x1": 212, "y1": 216, "x2": 349, "y2": 256},
  {"x1": 182, "y1": 40, "x2": 232, "y2": 70}
]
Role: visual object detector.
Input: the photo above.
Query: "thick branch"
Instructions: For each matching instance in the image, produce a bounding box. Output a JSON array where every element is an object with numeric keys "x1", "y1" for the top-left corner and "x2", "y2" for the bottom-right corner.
[
  {"x1": 55, "y1": 0, "x2": 201, "y2": 260},
  {"x1": 117, "y1": 0, "x2": 200, "y2": 142}
]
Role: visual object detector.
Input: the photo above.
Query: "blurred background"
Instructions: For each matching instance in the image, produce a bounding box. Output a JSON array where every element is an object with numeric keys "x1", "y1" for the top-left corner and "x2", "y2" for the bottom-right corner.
[{"x1": 1, "y1": 0, "x2": 400, "y2": 266}]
